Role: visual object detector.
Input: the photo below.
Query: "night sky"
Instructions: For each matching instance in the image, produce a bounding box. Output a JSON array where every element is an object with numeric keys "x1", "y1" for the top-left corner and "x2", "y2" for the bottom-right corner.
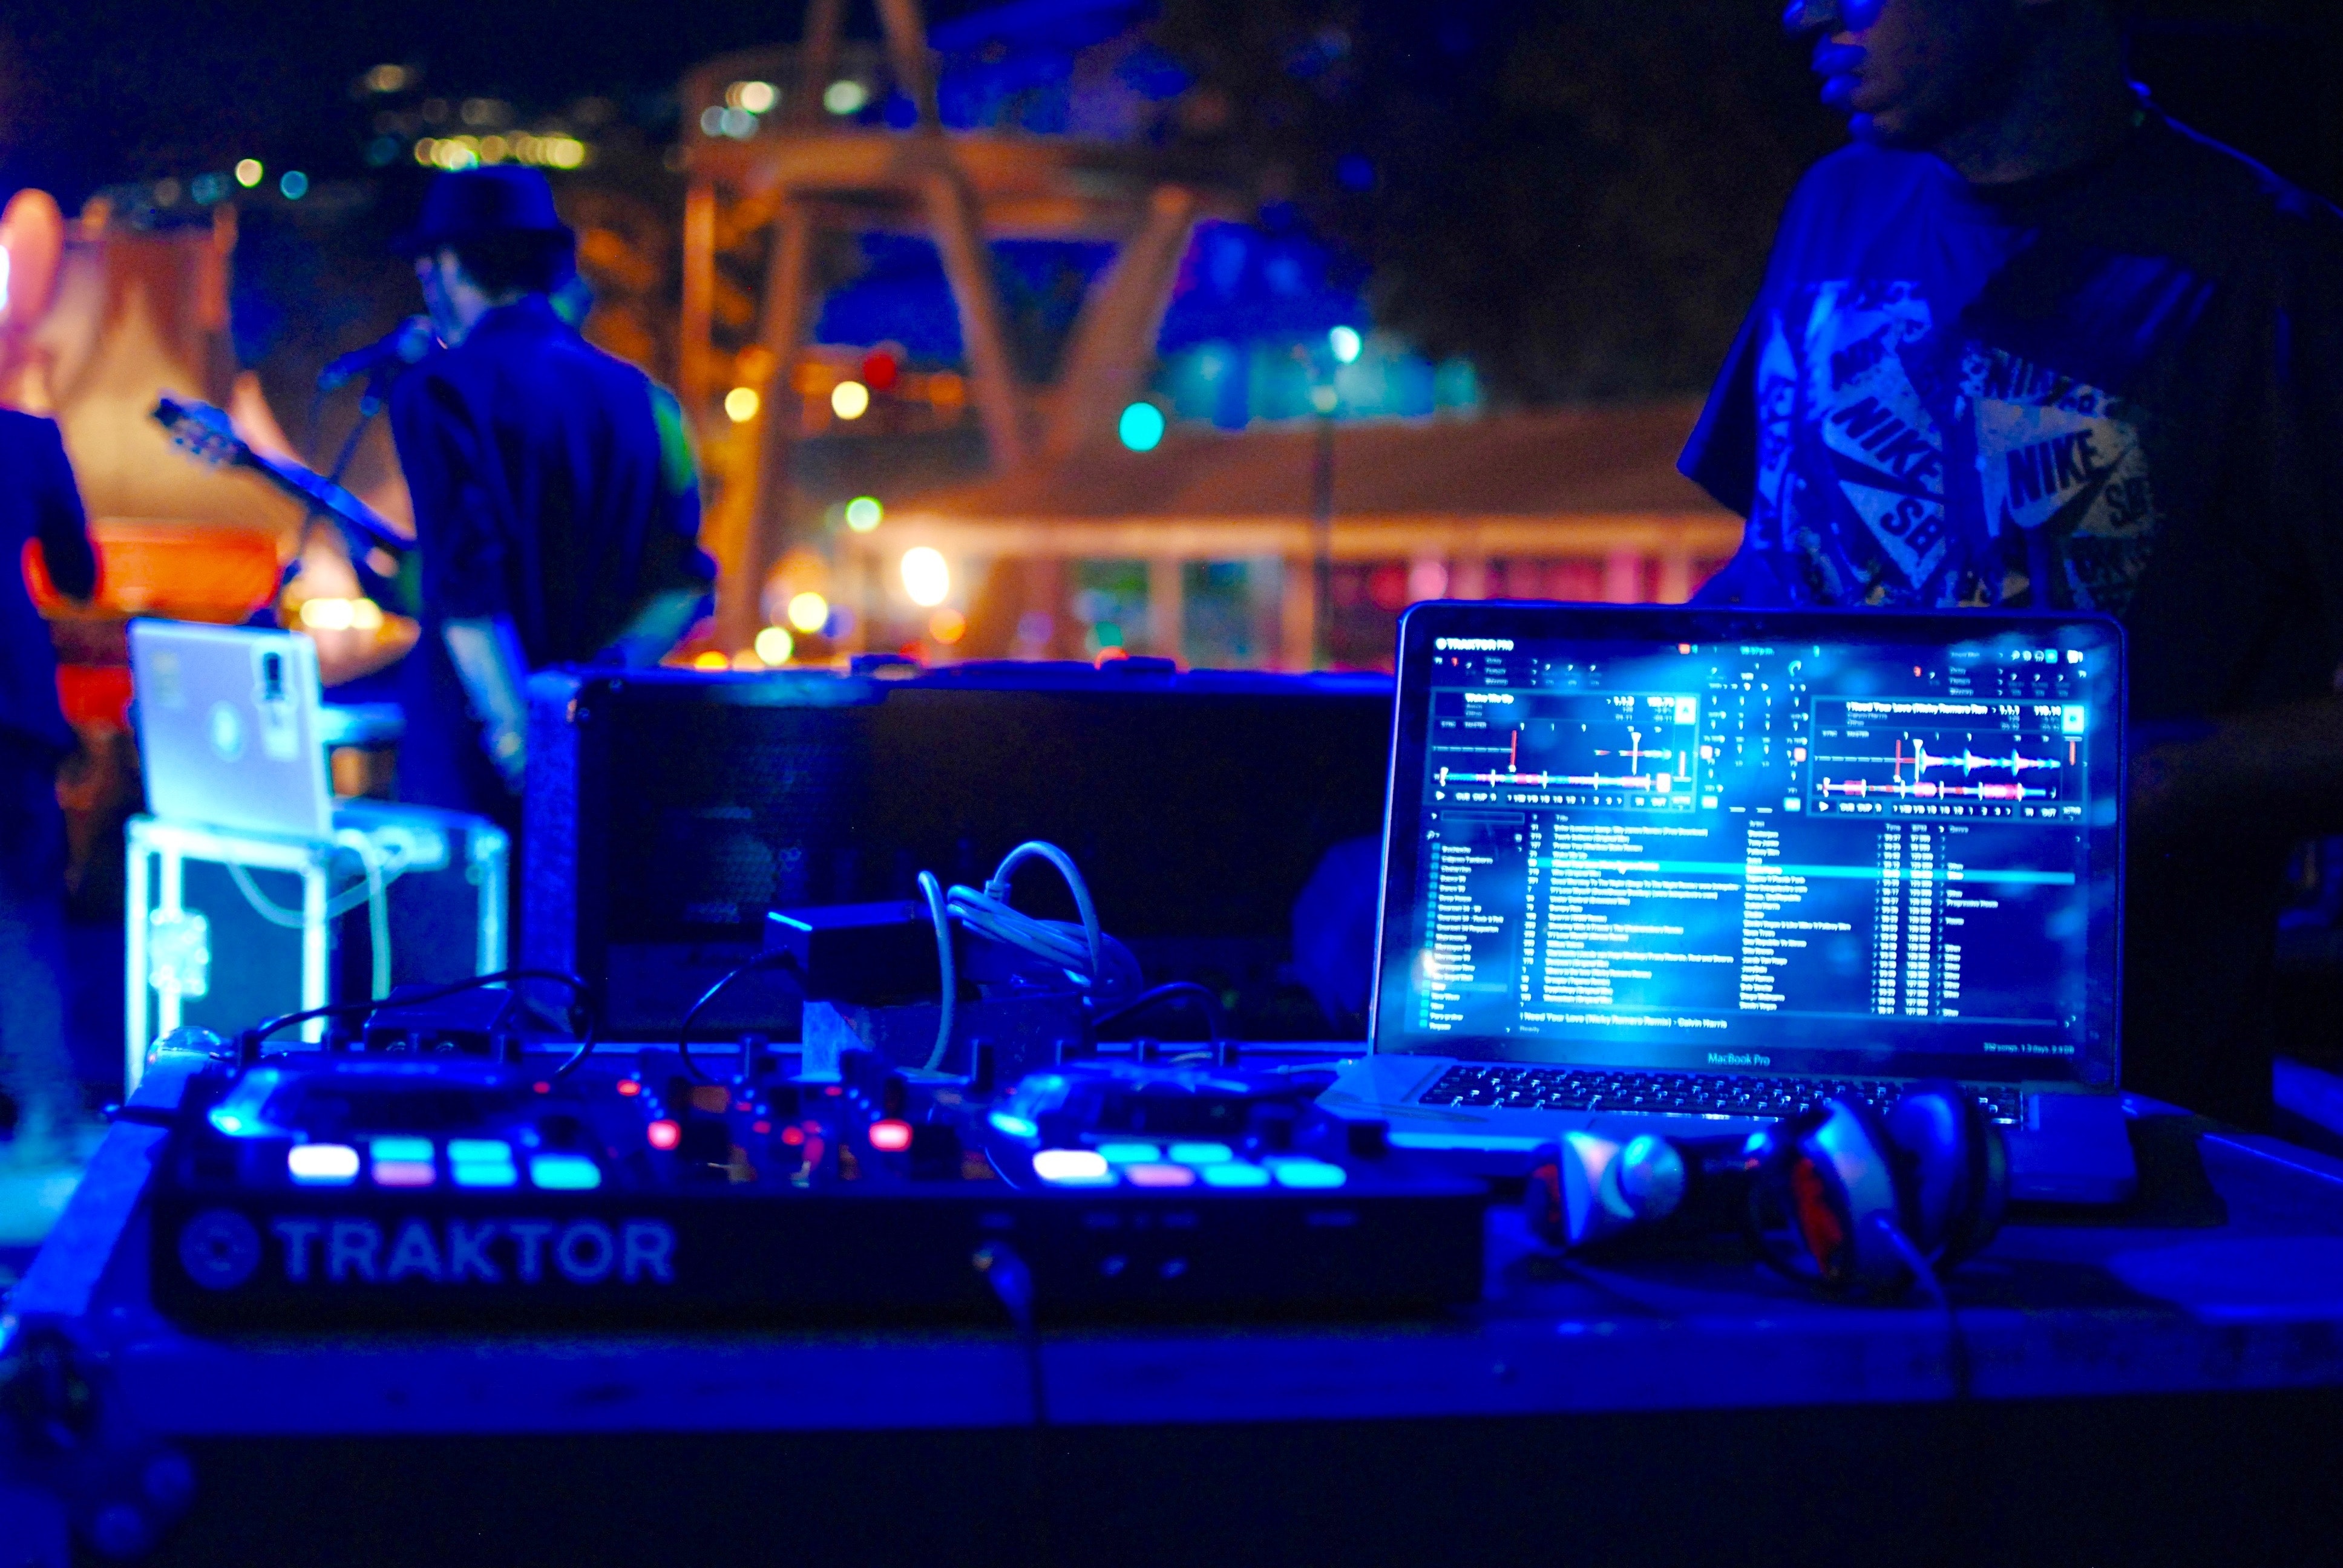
[
  {"x1": 2, "y1": 1, "x2": 2335, "y2": 410},
  {"x1": 0, "y1": 0, "x2": 914, "y2": 201}
]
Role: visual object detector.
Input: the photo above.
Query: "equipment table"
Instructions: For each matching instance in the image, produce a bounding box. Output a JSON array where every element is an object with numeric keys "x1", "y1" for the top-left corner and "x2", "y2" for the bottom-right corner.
[{"x1": 11, "y1": 1101, "x2": 2343, "y2": 1566}]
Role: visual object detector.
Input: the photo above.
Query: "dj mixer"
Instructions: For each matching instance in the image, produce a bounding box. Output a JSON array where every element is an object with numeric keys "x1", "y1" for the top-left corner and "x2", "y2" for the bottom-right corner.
[{"x1": 146, "y1": 1040, "x2": 1485, "y2": 1330}]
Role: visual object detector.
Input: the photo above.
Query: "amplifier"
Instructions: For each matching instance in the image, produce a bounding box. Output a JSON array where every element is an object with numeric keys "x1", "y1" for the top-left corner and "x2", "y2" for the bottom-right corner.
[{"x1": 522, "y1": 662, "x2": 1393, "y2": 1039}]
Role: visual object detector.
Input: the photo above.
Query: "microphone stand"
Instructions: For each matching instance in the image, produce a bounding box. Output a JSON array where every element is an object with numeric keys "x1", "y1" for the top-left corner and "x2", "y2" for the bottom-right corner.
[{"x1": 295, "y1": 359, "x2": 415, "y2": 612}]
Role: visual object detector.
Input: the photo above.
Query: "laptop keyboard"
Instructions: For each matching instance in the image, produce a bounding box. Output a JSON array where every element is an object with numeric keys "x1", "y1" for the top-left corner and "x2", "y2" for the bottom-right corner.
[{"x1": 1415, "y1": 1065, "x2": 2022, "y2": 1126}]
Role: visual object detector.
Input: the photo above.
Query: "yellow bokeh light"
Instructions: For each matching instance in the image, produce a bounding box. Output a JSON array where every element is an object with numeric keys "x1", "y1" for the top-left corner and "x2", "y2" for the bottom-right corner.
[
  {"x1": 830, "y1": 379, "x2": 870, "y2": 420},
  {"x1": 724, "y1": 385, "x2": 761, "y2": 423},
  {"x1": 692, "y1": 650, "x2": 729, "y2": 671},
  {"x1": 234, "y1": 159, "x2": 264, "y2": 188},
  {"x1": 297, "y1": 598, "x2": 353, "y2": 631},
  {"x1": 786, "y1": 592, "x2": 829, "y2": 633},
  {"x1": 928, "y1": 607, "x2": 966, "y2": 644},
  {"x1": 754, "y1": 626, "x2": 795, "y2": 665},
  {"x1": 900, "y1": 547, "x2": 950, "y2": 608}
]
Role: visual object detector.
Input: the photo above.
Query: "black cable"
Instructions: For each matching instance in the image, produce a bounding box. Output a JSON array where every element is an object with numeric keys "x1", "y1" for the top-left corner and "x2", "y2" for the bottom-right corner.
[
  {"x1": 973, "y1": 1240, "x2": 1055, "y2": 1568},
  {"x1": 240, "y1": 968, "x2": 597, "y2": 1071},
  {"x1": 1873, "y1": 1217, "x2": 1971, "y2": 1402},
  {"x1": 1089, "y1": 981, "x2": 1227, "y2": 1047},
  {"x1": 675, "y1": 950, "x2": 801, "y2": 1083},
  {"x1": 973, "y1": 1242, "x2": 1047, "y2": 1425}
]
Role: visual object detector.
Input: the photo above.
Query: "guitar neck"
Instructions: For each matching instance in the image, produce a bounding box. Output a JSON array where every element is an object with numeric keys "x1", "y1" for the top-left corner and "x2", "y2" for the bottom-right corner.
[
  {"x1": 240, "y1": 448, "x2": 410, "y2": 560},
  {"x1": 153, "y1": 395, "x2": 411, "y2": 561}
]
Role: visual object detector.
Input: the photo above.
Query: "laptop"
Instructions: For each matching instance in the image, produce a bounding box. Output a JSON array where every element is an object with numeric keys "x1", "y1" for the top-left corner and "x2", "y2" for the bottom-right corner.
[
  {"x1": 130, "y1": 619, "x2": 335, "y2": 841},
  {"x1": 1321, "y1": 601, "x2": 2138, "y2": 1204}
]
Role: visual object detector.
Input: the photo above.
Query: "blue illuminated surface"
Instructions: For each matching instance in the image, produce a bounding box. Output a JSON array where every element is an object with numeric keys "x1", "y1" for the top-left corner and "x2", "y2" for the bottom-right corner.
[
  {"x1": 372, "y1": 1137, "x2": 433, "y2": 1163},
  {"x1": 988, "y1": 1112, "x2": 1039, "y2": 1140},
  {"x1": 1199, "y1": 1163, "x2": 1271, "y2": 1189},
  {"x1": 1267, "y1": 1158, "x2": 1348, "y2": 1189},
  {"x1": 528, "y1": 1154, "x2": 602, "y2": 1191},
  {"x1": 1033, "y1": 1148, "x2": 1115, "y2": 1186},
  {"x1": 1096, "y1": 1141, "x2": 1161, "y2": 1165},
  {"x1": 1169, "y1": 1142, "x2": 1233, "y2": 1165},
  {"x1": 205, "y1": 1068, "x2": 283, "y2": 1137},
  {"x1": 450, "y1": 1139, "x2": 519, "y2": 1189},
  {"x1": 285, "y1": 1143, "x2": 359, "y2": 1186}
]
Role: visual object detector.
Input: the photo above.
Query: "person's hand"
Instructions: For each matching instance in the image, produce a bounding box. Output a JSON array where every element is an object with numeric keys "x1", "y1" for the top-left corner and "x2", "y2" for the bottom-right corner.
[{"x1": 484, "y1": 721, "x2": 526, "y2": 795}]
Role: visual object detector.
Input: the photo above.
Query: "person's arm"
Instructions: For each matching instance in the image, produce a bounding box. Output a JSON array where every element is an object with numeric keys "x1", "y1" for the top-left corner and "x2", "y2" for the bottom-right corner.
[
  {"x1": 603, "y1": 589, "x2": 709, "y2": 668},
  {"x1": 392, "y1": 371, "x2": 535, "y2": 788},
  {"x1": 32, "y1": 419, "x2": 96, "y2": 602},
  {"x1": 441, "y1": 616, "x2": 531, "y2": 794},
  {"x1": 595, "y1": 381, "x2": 716, "y2": 667},
  {"x1": 2133, "y1": 258, "x2": 2343, "y2": 851}
]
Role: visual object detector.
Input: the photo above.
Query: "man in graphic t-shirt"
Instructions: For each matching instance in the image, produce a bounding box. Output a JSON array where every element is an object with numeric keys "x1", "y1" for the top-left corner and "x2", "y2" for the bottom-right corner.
[{"x1": 1682, "y1": 0, "x2": 2343, "y2": 1125}]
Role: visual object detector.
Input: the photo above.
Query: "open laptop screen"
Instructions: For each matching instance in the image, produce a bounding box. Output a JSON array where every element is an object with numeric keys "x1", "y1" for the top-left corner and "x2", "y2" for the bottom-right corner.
[{"x1": 1374, "y1": 604, "x2": 2124, "y2": 1085}]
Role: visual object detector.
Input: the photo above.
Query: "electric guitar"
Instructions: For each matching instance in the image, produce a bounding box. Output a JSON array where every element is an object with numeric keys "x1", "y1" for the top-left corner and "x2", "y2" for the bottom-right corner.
[{"x1": 152, "y1": 395, "x2": 411, "y2": 563}]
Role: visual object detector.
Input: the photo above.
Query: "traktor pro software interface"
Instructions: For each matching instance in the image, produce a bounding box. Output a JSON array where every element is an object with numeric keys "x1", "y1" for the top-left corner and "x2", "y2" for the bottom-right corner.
[{"x1": 1386, "y1": 628, "x2": 2120, "y2": 1080}]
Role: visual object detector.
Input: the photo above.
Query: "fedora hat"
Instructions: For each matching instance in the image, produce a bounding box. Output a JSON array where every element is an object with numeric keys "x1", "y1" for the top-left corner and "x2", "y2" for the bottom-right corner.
[{"x1": 393, "y1": 166, "x2": 573, "y2": 255}]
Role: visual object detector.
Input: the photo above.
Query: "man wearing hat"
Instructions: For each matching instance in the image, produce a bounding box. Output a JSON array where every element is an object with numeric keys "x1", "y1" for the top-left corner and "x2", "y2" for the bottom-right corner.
[{"x1": 388, "y1": 165, "x2": 712, "y2": 828}]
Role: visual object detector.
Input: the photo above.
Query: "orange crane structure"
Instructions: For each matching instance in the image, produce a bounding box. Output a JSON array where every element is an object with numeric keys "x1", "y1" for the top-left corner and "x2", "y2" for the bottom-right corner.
[{"x1": 675, "y1": 0, "x2": 1243, "y2": 652}]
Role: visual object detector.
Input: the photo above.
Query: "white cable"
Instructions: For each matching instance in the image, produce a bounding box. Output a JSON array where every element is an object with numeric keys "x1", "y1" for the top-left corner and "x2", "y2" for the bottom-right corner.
[
  {"x1": 333, "y1": 829, "x2": 394, "y2": 999},
  {"x1": 917, "y1": 869, "x2": 955, "y2": 1073},
  {"x1": 990, "y1": 841, "x2": 1104, "y2": 984},
  {"x1": 229, "y1": 835, "x2": 399, "y2": 999},
  {"x1": 945, "y1": 841, "x2": 1106, "y2": 990},
  {"x1": 226, "y1": 858, "x2": 404, "y2": 927},
  {"x1": 944, "y1": 886, "x2": 1094, "y2": 986}
]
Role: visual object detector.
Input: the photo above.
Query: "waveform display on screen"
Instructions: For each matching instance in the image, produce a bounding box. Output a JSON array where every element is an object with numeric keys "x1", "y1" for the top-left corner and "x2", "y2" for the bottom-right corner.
[
  {"x1": 1431, "y1": 691, "x2": 1703, "y2": 802},
  {"x1": 1438, "y1": 722, "x2": 1681, "y2": 789},
  {"x1": 1818, "y1": 736, "x2": 2067, "y2": 800},
  {"x1": 1809, "y1": 701, "x2": 2084, "y2": 806}
]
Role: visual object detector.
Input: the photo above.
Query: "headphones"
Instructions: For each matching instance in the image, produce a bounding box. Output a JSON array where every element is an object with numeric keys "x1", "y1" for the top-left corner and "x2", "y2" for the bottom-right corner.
[{"x1": 1525, "y1": 1082, "x2": 2007, "y2": 1299}]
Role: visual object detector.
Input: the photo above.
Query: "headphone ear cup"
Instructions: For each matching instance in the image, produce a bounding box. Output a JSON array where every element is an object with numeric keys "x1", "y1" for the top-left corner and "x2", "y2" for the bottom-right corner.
[
  {"x1": 1886, "y1": 1082, "x2": 2008, "y2": 1265},
  {"x1": 1744, "y1": 1112, "x2": 1821, "y2": 1282},
  {"x1": 1823, "y1": 1096, "x2": 1909, "y2": 1288},
  {"x1": 1749, "y1": 1099, "x2": 1903, "y2": 1291}
]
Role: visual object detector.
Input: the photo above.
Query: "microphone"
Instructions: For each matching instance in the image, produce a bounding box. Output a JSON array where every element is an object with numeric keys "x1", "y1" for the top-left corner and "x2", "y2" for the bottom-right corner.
[{"x1": 318, "y1": 316, "x2": 437, "y2": 392}]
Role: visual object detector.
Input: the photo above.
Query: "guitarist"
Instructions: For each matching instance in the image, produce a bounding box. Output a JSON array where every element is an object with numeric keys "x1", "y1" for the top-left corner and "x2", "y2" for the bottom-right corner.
[{"x1": 387, "y1": 166, "x2": 712, "y2": 830}]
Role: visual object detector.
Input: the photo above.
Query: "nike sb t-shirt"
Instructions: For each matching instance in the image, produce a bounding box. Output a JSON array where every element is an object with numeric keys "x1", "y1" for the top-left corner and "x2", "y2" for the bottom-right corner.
[
  {"x1": 1681, "y1": 110, "x2": 2343, "y2": 725},
  {"x1": 1680, "y1": 111, "x2": 2343, "y2": 1125}
]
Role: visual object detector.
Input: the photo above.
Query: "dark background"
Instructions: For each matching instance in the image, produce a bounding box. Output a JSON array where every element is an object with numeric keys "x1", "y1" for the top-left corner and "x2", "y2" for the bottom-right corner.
[{"x1": 3, "y1": 0, "x2": 2336, "y2": 408}]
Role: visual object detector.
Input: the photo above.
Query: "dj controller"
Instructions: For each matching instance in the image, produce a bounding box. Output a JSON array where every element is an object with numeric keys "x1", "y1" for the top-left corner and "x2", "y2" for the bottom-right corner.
[{"x1": 147, "y1": 1037, "x2": 1484, "y2": 1331}]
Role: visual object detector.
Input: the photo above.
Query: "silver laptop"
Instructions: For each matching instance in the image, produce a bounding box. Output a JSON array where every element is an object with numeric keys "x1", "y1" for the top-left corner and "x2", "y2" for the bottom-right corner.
[
  {"x1": 130, "y1": 619, "x2": 334, "y2": 841},
  {"x1": 1322, "y1": 601, "x2": 2138, "y2": 1204}
]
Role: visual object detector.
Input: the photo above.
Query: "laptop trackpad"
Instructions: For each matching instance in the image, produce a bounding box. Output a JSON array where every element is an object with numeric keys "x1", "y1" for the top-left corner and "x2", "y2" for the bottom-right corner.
[{"x1": 2008, "y1": 1095, "x2": 2137, "y2": 1205}]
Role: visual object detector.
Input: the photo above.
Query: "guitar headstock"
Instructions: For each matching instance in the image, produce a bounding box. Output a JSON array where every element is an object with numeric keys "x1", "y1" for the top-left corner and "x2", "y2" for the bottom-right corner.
[{"x1": 151, "y1": 396, "x2": 250, "y2": 469}]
